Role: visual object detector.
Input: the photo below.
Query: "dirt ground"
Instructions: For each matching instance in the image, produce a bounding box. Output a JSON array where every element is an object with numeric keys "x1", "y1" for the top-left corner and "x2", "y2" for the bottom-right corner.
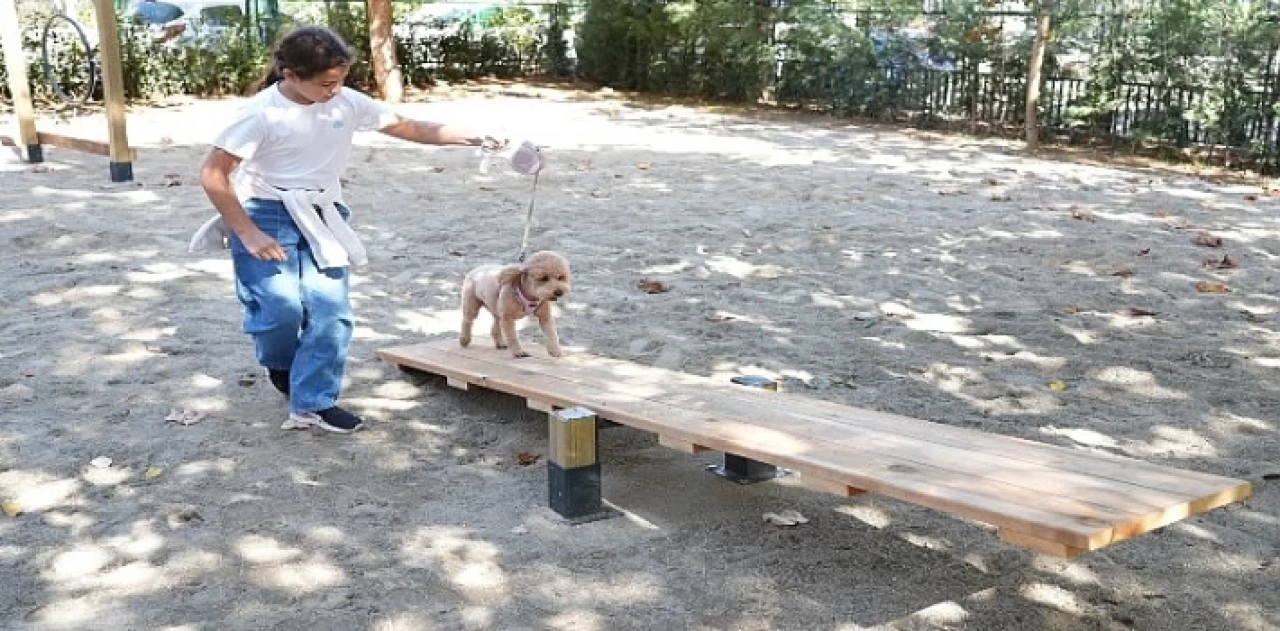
[{"x1": 1, "y1": 84, "x2": 1277, "y2": 630}]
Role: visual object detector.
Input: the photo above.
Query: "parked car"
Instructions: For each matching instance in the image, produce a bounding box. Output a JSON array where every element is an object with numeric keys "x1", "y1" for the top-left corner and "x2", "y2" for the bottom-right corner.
[{"x1": 122, "y1": 0, "x2": 246, "y2": 44}]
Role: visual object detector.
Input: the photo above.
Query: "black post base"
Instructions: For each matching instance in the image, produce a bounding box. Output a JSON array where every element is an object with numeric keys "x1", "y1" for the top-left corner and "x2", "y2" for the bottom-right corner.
[
  {"x1": 548, "y1": 461, "x2": 618, "y2": 524},
  {"x1": 707, "y1": 453, "x2": 790, "y2": 485},
  {"x1": 109, "y1": 161, "x2": 133, "y2": 183}
]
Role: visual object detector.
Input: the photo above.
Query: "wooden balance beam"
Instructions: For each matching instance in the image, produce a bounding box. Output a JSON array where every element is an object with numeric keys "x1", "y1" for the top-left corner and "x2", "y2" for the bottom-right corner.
[
  {"x1": 1, "y1": 131, "x2": 137, "y2": 162},
  {"x1": 378, "y1": 340, "x2": 1252, "y2": 558}
]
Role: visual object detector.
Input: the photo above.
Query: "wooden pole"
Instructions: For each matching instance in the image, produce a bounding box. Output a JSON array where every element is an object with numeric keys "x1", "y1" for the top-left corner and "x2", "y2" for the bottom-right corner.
[
  {"x1": 1025, "y1": 0, "x2": 1054, "y2": 152},
  {"x1": 366, "y1": 0, "x2": 402, "y2": 103},
  {"x1": 91, "y1": 0, "x2": 132, "y2": 182},
  {"x1": 1, "y1": 0, "x2": 42, "y2": 163}
]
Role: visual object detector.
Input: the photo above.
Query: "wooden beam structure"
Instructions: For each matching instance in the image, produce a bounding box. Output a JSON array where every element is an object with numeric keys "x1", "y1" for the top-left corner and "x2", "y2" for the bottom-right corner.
[
  {"x1": 92, "y1": 0, "x2": 132, "y2": 182},
  {"x1": 1, "y1": 0, "x2": 40, "y2": 163},
  {"x1": 0, "y1": 0, "x2": 134, "y2": 181},
  {"x1": 379, "y1": 340, "x2": 1253, "y2": 558}
]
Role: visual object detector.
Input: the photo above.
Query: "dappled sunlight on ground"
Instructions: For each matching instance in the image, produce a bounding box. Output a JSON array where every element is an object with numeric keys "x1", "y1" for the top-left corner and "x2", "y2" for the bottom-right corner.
[{"x1": 1, "y1": 84, "x2": 1277, "y2": 629}]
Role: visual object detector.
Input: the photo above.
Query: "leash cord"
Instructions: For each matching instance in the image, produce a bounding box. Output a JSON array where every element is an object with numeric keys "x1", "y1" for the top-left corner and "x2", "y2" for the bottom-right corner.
[{"x1": 517, "y1": 171, "x2": 540, "y2": 263}]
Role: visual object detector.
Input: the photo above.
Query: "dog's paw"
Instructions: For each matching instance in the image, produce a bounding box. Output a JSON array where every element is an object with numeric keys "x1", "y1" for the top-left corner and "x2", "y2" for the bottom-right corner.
[
  {"x1": 494, "y1": 341, "x2": 508, "y2": 350},
  {"x1": 459, "y1": 335, "x2": 471, "y2": 348},
  {"x1": 547, "y1": 346, "x2": 564, "y2": 358},
  {"x1": 511, "y1": 350, "x2": 532, "y2": 359}
]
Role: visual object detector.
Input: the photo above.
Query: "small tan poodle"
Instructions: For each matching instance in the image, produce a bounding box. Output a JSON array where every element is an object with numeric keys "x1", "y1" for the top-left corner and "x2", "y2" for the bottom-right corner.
[{"x1": 460, "y1": 251, "x2": 571, "y2": 358}]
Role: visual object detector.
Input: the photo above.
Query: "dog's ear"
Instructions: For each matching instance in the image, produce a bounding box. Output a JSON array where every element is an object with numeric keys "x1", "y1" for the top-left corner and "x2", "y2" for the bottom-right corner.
[{"x1": 497, "y1": 264, "x2": 524, "y2": 288}]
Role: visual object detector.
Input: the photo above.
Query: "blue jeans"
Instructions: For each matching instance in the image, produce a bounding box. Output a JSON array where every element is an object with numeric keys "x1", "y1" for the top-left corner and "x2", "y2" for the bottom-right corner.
[{"x1": 230, "y1": 198, "x2": 353, "y2": 414}]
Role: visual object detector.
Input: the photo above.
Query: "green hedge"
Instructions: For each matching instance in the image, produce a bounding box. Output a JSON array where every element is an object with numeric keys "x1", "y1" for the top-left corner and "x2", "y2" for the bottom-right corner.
[{"x1": 1, "y1": 4, "x2": 564, "y2": 104}]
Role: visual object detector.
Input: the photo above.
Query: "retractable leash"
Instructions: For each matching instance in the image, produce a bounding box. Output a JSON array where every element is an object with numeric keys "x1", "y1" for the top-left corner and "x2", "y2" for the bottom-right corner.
[{"x1": 478, "y1": 140, "x2": 547, "y2": 263}]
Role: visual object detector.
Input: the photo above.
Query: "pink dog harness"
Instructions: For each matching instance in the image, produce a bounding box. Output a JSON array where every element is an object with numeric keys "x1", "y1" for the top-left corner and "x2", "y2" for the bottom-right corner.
[{"x1": 515, "y1": 287, "x2": 541, "y2": 316}]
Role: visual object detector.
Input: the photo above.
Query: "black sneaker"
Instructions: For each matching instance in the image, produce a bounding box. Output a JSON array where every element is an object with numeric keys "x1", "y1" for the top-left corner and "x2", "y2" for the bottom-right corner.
[
  {"x1": 268, "y1": 369, "x2": 290, "y2": 396},
  {"x1": 314, "y1": 406, "x2": 363, "y2": 433}
]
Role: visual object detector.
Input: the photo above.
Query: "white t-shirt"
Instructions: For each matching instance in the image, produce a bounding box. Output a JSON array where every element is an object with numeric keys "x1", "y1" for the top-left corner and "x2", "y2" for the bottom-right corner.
[{"x1": 212, "y1": 85, "x2": 400, "y2": 202}]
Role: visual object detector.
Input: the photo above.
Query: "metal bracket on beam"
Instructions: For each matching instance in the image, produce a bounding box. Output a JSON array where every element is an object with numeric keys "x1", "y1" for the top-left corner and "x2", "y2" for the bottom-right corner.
[{"x1": 708, "y1": 375, "x2": 792, "y2": 485}]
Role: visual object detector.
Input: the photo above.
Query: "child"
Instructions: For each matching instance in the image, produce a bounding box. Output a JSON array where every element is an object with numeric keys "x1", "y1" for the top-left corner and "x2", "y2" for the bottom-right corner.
[{"x1": 199, "y1": 26, "x2": 503, "y2": 433}]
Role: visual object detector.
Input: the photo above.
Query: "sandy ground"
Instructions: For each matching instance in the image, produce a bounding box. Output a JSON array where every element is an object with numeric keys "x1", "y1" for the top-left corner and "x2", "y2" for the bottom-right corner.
[{"x1": 0, "y1": 84, "x2": 1277, "y2": 630}]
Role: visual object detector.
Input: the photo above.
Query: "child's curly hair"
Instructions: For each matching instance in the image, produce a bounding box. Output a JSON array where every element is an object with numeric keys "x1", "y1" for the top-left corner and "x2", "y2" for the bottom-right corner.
[{"x1": 257, "y1": 26, "x2": 353, "y2": 92}]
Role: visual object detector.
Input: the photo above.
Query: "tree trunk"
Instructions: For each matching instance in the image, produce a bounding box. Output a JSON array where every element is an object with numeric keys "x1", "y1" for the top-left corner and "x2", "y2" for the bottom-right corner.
[
  {"x1": 757, "y1": 0, "x2": 775, "y2": 104},
  {"x1": 367, "y1": 0, "x2": 402, "y2": 103},
  {"x1": 1025, "y1": 0, "x2": 1053, "y2": 151}
]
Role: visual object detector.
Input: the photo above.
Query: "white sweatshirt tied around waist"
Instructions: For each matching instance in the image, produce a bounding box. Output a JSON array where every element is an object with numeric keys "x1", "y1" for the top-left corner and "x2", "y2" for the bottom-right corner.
[{"x1": 188, "y1": 186, "x2": 367, "y2": 270}]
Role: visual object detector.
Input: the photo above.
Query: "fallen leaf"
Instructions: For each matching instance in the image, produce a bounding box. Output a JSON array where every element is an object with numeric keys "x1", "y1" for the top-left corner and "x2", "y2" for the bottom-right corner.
[
  {"x1": 1048, "y1": 380, "x2": 1067, "y2": 392},
  {"x1": 1071, "y1": 210, "x2": 1096, "y2": 222},
  {"x1": 515, "y1": 451, "x2": 541, "y2": 466},
  {"x1": 2, "y1": 502, "x2": 22, "y2": 518},
  {"x1": 637, "y1": 279, "x2": 670, "y2": 294},
  {"x1": 989, "y1": 192, "x2": 1012, "y2": 202},
  {"x1": 635, "y1": 162, "x2": 652, "y2": 170},
  {"x1": 1194, "y1": 233, "x2": 1223, "y2": 248},
  {"x1": 144, "y1": 467, "x2": 163, "y2": 480},
  {"x1": 1205, "y1": 254, "x2": 1238, "y2": 269},
  {"x1": 1121, "y1": 307, "x2": 1157, "y2": 317},
  {"x1": 90, "y1": 457, "x2": 112, "y2": 469},
  {"x1": 428, "y1": 166, "x2": 445, "y2": 173},
  {"x1": 478, "y1": 186, "x2": 496, "y2": 192},
  {"x1": 984, "y1": 177, "x2": 999, "y2": 186},
  {"x1": 763, "y1": 510, "x2": 809, "y2": 527},
  {"x1": 1196, "y1": 281, "x2": 1231, "y2": 294},
  {"x1": 1244, "y1": 194, "x2": 1259, "y2": 201},
  {"x1": 1062, "y1": 306, "x2": 1080, "y2": 314},
  {"x1": 1138, "y1": 248, "x2": 1152, "y2": 256},
  {"x1": 1112, "y1": 267, "x2": 1135, "y2": 277},
  {"x1": 165, "y1": 408, "x2": 207, "y2": 426},
  {"x1": 589, "y1": 189, "x2": 609, "y2": 199}
]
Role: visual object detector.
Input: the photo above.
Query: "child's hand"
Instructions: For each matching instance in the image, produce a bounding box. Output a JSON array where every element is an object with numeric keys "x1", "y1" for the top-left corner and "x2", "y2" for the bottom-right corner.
[
  {"x1": 480, "y1": 135, "x2": 508, "y2": 151},
  {"x1": 239, "y1": 228, "x2": 287, "y2": 262}
]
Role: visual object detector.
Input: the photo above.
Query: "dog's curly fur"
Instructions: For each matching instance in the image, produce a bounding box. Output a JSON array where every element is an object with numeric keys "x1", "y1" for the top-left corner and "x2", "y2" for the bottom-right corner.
[{"x1": 459, "y1": 251, "x2": 571, "y2": 358}]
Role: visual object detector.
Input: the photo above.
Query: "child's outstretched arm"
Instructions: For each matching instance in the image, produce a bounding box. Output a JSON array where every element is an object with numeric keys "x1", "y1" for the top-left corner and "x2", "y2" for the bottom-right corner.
[{"x1": 378, "y1": 117, "x2": 502, "y2": 148}]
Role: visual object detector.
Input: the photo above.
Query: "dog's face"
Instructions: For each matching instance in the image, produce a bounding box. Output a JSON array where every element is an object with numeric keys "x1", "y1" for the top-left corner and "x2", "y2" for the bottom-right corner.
[{"x1": 521, "y1": 251, "x2": 571, "y2": 302}]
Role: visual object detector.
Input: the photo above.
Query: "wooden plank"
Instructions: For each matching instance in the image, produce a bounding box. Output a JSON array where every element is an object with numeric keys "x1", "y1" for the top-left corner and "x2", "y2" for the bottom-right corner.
[
  {"x1": 0, "y1": 132, "x2": 138, "y2": 160},
  {"x1": 0, "y1": 0, "x2": 39, "y2": 157},
  {"x1": 556, "y1": 348, "x2": 1243, "y2": 500},
  {"x1": 1000, "y1": 529, "x2": 1084, "y2": 559},
  {"x1": 92, "y1": 0, "x2": 133, "y2": 175},
  {"x1": 379, "y1": 344, "x2": 1143, "y2": 549},
  {"x1": 378, "y1": 342, "x2": 1251, "y2": 552},
  {"x1": 411, "y1": 342, "x2": 1242, "y2": 520},
  {"x1": 527, "y1": 399, "x2": 555, "y2": 413},
  {"x1": 800, "y1": 472, "x2": 867, "y2": 498},
  {"x1": 659, "y1": 435, "x2": 710, "y2": 454},
  {"x1": 445, "y1": 376, "x2": 469, "y2": 391},
  {"x1": 654, "y1": 389, "x2": 1234, "y2": 514}
]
